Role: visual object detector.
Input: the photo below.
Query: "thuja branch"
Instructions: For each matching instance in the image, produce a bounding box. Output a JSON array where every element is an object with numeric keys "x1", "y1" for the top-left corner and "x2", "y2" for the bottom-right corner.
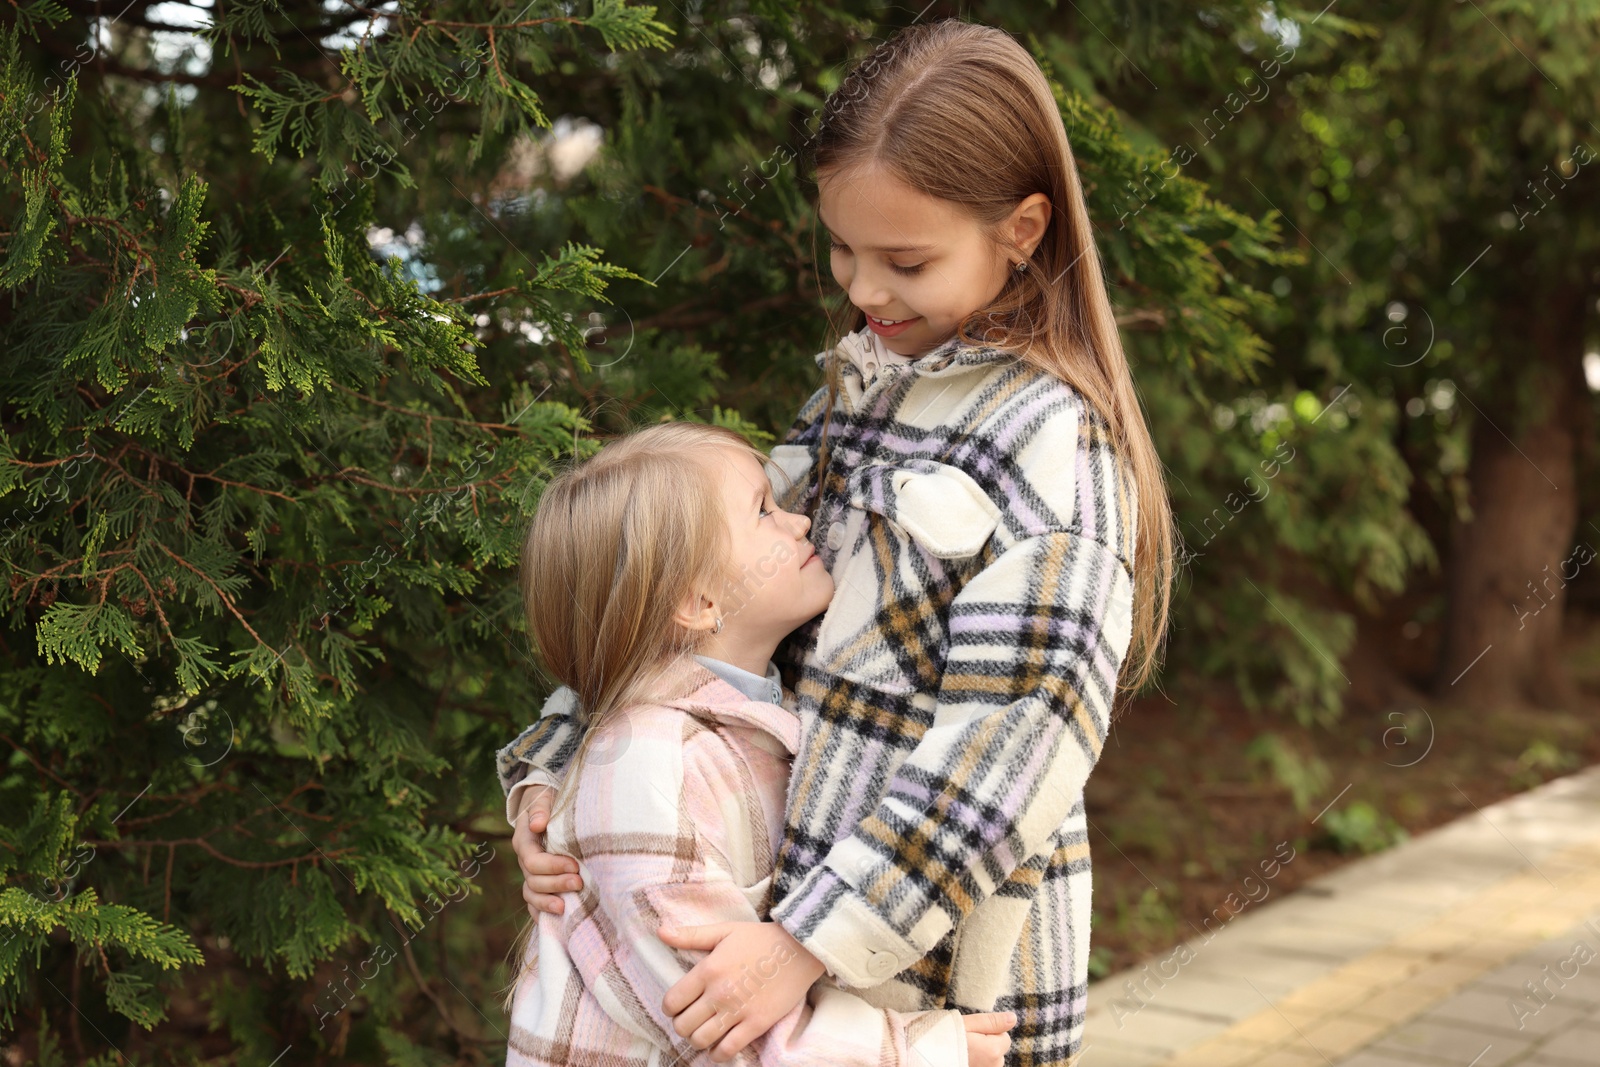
[{"x1": 83, "y1": 837, "x2": 357, "y2": 871}]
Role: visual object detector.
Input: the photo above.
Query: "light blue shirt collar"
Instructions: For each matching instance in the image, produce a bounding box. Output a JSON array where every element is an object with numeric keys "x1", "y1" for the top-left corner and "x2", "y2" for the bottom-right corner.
[{"x1": 693, "y1": 655, "x2": 784, "y2": 706}]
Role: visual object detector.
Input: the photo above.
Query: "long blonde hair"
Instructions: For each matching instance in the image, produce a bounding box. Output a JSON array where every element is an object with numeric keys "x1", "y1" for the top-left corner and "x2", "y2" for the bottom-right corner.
[
  {"x1": 504, "y1": 421, "x2": 775, "y2": 1001},
  {"x1": 808, "y1": 19, "x2": 1176, "y2": 700},
  {"x1": 520, "y1": 421, "x2": 775, "y2": 818}
]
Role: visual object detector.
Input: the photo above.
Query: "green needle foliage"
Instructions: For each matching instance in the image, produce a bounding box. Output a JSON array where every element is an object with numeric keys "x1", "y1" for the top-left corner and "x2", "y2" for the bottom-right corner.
[{"x1": 0, "y1": 1, "x2": 666, "y2": 1059}]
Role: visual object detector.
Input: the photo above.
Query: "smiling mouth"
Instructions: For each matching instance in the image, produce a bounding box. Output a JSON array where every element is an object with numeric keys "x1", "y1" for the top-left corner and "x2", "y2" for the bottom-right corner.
[{"x1": 866, "y1": 314, "x2": 913, "y2": 326}]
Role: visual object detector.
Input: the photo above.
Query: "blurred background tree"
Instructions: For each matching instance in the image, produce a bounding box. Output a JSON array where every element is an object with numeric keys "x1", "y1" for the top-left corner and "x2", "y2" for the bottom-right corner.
[
  {"x1": 1104, "y1": 1, "x2": 1600, "y2": 716},
  {"x1": 1043, "y1": 0, "x2": 1600, "y2": 968},
  {"x1": 1, "y1": 0, "x2": 1596, "y2": 1062}
]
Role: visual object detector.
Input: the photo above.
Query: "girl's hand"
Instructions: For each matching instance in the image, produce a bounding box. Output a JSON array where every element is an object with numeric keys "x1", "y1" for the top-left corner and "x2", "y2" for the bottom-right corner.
[
  {"x1": 511, "y1": 786, "x2": 584, "y2": 917},
  {"x1": 657, "y1": 920, "x2": 825, "y2": 1061},
  {"x1": 962, "y1": 1011, "x2": 1016, "y2": 1067}
]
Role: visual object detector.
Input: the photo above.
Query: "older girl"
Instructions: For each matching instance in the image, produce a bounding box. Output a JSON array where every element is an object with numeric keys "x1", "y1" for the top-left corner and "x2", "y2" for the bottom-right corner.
[
  {"x1": 502, "y1": 422, "x2": 1014, "y2": 1067},
  {"x1": 500, "y1": 19, "x2": 1176, "y2": 1066}
]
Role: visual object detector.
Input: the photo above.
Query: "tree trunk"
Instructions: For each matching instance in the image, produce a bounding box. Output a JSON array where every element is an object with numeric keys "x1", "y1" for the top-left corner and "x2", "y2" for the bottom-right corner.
[{"x1": 1432, "y1": 282, "x2": 1593, "y2": 711}]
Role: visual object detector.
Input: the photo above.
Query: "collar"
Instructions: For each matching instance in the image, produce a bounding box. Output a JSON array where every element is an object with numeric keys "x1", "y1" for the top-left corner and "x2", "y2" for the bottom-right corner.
[
  {"x1": 816, "y1": 326, "x2": 1019, "y2": 381},
  {"x1": 654, "y1": 658, "x2": 800, "y2": 757},
  {"x1": 693, "y1": 655, "x2": 784, "y2": 706},
  {"x1": 534, "y1": 657, "x2": 783, "y2": 721},
  {"x1": 833, "y1": 327, "x2": 914, "y2": 384}
]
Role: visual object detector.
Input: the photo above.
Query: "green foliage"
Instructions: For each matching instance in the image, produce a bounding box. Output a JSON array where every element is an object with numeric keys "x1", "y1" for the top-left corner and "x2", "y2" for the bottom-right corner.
[
  {"x1": 1245, "y1": 732, "x2": 1331, "y2": 814},
  {"x1": 1105, "y1": 884, "x2": 1180, "y2": 955},
  {"x1": 1132, "y1": 0, "x2": 1600, "y2": 711},
  {"x1": 518, "y1": 242, "x2": 648, "y2": 365},
  {"x1": 1160, "y1": 375, "x2": 1429, "y2": 723},
  {"x1": 1060, "y1": 79, "x2": 1288, "y2": 386},
  {"x1": 0, "y1": 887, "x2": 204, "y2": 1029},
  {"x1": 1510, "y1": 739, "x2": 1581, "y2": 789},
  {"x1": 1316, "y1": 801, "x2": 1408, "y2": 855},
  {"x1": 378, "y1": 1028, "x2": 457, "y2": 1067},
  {"x1": 0, "y1": 0, "x2": 658, "y2": 1055}
]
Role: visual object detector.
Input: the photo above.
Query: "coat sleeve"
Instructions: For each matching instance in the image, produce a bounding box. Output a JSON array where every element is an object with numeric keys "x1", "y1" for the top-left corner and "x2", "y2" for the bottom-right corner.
[
  {"x1": 769, "y1": 529, "x2": 1135, "y2": 990},
  {"x1": 573, "y1": 733, "x2": 970, "y2": 1067},
  {"x1": 495, "y1": 686, "x2": 580, "y2": 827}
]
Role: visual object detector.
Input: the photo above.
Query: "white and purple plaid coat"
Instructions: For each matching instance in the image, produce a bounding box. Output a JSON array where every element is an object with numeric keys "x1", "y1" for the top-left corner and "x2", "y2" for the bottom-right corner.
[{"x1": 499, "y1": 327, "x2": 1137, "y2": 1065}]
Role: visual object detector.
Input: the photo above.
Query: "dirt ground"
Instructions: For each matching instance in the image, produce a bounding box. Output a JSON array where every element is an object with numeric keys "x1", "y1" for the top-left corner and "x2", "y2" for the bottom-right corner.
[{"x1": 1083, "y1": 608, "x2": 1600, "y2": 978}]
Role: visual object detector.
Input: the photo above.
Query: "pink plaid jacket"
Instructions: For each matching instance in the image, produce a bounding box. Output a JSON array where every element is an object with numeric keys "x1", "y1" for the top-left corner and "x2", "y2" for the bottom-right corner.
[{"x1": 505, "y1": 657, "x2": 968, "y2": 1067}]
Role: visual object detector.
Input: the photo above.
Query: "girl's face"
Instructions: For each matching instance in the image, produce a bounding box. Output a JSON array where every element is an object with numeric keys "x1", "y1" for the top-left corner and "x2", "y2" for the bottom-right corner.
[
  {"x1": 818, "y1": 163, "x2": 1051, "y2": 358},
  {"x1": 703, "y1": 445, "x2": 834, "y2": 645}
]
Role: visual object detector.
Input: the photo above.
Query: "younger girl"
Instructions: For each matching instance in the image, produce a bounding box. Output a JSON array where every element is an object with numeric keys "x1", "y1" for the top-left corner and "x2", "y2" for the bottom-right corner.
[
  {"x1": 502, "y1": 422, "x2": 1015, "y2": 1066},
  {"x1": 500, "y1": 19, "x2": 1177, "y2": 1066}
]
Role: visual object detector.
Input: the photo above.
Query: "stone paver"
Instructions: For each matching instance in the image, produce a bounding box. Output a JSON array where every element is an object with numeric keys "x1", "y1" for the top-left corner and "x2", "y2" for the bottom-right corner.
[{"x1": 1079, "y1": 765, "x2": 1600, "y2": 1067}]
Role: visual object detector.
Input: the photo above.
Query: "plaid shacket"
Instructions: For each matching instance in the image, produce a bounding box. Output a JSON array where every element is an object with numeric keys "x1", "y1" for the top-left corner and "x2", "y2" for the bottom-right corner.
[
  {"x1": 503, "y1": 657, "x2": 968, "y2": 1067},
  {"x1": 498, "y1": 328, "x2": 1137, "y2": 1065}
]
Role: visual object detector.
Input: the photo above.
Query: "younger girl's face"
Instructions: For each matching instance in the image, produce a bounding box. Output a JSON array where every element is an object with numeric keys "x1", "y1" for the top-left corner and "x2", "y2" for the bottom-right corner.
[
  {"x1": 708, "y1": 446, "x2": 834, "y2": 642},
  {"x1": 818, "y1": 163, "x2": 1040, "y2": 358}
]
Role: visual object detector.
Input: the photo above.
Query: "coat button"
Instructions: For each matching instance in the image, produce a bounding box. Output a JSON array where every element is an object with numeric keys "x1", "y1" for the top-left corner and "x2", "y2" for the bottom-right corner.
[
  {"x1": 826, "y1": 521, "x2": 846, "y2": 551},
  {"x1": 866, "y1": 951, "x2": 898, "y2": 979}
]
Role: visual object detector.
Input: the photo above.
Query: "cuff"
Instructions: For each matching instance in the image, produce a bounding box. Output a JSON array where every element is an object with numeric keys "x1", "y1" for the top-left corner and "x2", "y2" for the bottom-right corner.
[
  {"x1": 906, "y1": 1010, "x2": 968, "y2": 1067},
  {"x1": 771, "y1": 861, "x2": 927, "y2": 990},
  {"x1": 540, "y1": 686, "x2": 579, "y2": 719},
  {"x1": 493, "y1": 686, "x2": 580, "y2": 797},
  {"x1": 504, "y1": 771, "x2": 562, "y2": 828}
]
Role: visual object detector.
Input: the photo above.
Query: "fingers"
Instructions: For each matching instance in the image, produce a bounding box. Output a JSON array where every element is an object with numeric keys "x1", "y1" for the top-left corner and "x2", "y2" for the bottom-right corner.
[
  {"x1": 656, "y1": 922, "x2": 730, "y2": 950},
  {"x1": 511, "y1": 807, "x2": 536, "y2": 847},
  {"x1": 710, "y1": 1018, "x2": 761, "y2": 1061},
  {"x1": 670, "y1": 994, "x2": 720, "y2": 1042},
  {"x1": 662, "y1": 968, "x2": 707, "y2": 1016},
  {"x1": 961, "y1": 1010, "x2": 1018, "y2": 1034},
  {"x1": 686, "y1": 1004, "x2": 735, "y2": 1054},
  {"x1": 512, "y1": 790, "x2": 581, "y2": 921},
  {"x1": 511, "y1": 813, "x2": 548, "y2": 883},
  {"x1": 521, "y1": 881, "x2": 563, "y2": 918},
  {"x1": 528, "y1": 852, "x2": 578, "y2": 878},
  {"x1": 514, "y1": 811, "x2": 580, "y2": 881},
  {"x1": 515, "y1": 838, "x2": 581, "y2": 896},
  {"x1": 523, "y1": 786, "x2": 556, "y2": 834},
  {"x1": 526, "y1": 867, "x2": 580, "y2": 895}
]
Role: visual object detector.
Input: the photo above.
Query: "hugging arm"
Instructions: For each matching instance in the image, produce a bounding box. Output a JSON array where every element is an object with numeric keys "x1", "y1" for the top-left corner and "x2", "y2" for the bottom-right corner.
[
  {"x1": 498, "y1": 688, "x2": 583, "y2": 914},
  {"x1": 497, "y1": 685, "x2": 581, "y2": 823}
]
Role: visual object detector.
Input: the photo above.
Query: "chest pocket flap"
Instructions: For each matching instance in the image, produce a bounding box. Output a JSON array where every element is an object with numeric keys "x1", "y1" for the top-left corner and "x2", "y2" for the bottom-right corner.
[{"x1": 847, "y1": 459, "x2": 1003, "y2": 559}]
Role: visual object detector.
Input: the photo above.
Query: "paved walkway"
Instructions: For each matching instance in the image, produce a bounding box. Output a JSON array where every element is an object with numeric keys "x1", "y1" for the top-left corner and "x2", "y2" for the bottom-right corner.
[{"x1": 1082, "y1": 766, "x2": 1600, "y2": 1066}]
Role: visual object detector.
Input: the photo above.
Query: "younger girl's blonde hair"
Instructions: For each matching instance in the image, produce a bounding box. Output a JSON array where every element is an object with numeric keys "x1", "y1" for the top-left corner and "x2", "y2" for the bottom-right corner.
[
  {"x1": 520, "y1": 421, "x2": 776, "y2": 815},
  {"x1": 809, "y1": 18, "x2": 1177, "y2": 702},
  {"x1": 503, "y1": 421, "x2": 776, "y2": 1003}
]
